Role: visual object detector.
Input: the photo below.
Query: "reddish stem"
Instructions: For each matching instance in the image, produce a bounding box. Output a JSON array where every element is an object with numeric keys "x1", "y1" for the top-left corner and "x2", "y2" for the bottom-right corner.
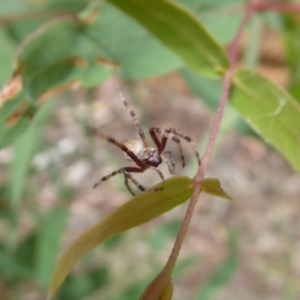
[
  {"x1": 144, "y1": 1, "x2": 300, "y2": 295},
  {"x1": 254, "y1": 1, "x2": 300, "y2": 13},
  {"x1": 160, "y1": 0, "x2": 257, "y2": 285}
]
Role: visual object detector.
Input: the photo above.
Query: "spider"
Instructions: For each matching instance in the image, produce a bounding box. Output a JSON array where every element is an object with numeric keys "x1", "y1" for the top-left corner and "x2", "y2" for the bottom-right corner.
[{"x1": 93, "y1": 93, "x2": 201, "y2": 196}]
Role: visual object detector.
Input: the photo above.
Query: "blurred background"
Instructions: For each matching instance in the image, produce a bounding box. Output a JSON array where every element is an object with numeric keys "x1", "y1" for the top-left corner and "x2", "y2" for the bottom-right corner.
[{"x1": 1, "y1": 0, "x2": 300, "y2": 300}]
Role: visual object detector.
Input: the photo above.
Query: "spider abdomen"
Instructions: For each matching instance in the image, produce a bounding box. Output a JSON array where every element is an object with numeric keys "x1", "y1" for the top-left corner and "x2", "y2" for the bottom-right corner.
[
  {"x1": 122, "y1": 139, "x2": 144, "y2": 159},
  {"x1": 122, "y1": 140, "x2": 162, "y2": 167}
]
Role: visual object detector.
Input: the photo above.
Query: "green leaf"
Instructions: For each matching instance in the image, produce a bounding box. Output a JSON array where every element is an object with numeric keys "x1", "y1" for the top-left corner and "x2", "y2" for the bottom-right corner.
[
  {"x1": 1, "y1": 1, "x2": 92, "y2": 49},
  {"x1": 47, "y1": 176, "x2": 194, "y2": 299},
  {"x1": 108, "y1": 0, "x2": 229, "y2": 78},
  {"x1": 200, "y1": 178, "x2": 232, "y2": 200},
  {"x1": 283, "y1": 28, "x2": 300, "y2": 100},
  {"x1": 231, "y1": 69, "x2": 300, "y2": 174},
  {"x1": 0, "y1": 29, "x2": 16, "y2": 83},
  {"x1": 190, "y1": 0, "x2": 244, "y2": 45},
  {"x1": 0, "y1": 84, "x2": 32, "y2": 149},
  {"x1": 86, "y1": 2, "x2": 183, "y2": 79},
  {"x1": 9, "y1": 98, "x2": 54, "y2": 209},
  {"x1": 18, "y1": 16, "x2": 114, "y2": 100},
  {"x1": 36, "y1": 208, "x2": 69, "y2": 288}
]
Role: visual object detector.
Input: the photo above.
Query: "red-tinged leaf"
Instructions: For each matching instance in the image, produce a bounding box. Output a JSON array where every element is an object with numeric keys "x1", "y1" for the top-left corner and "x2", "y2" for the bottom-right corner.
[{"x1": 47, "y1": 176, "x2": 194, "y2": 299}]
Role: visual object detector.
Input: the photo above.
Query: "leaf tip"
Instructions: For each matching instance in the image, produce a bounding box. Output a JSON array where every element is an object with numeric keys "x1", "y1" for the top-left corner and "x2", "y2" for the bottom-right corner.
[{"x1": 200, "y1": 178, "x2": 232, "y2": 201}]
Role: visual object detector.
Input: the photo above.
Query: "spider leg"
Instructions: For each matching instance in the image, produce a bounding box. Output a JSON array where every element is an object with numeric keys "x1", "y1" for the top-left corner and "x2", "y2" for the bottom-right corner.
[
  {"x1": 119, "y1": 92, "x2": 149, "y2": 148},
  {"x1": 166, "y1": 128, "x2": 201, "y2": 166},
  {"x1": 93, "y1": 168, "x2": 124, "y2": 188},
  {"x1": 124, "y1": 174, "x2": 135, "y2": 196},
  {"x1": 150, "y1": 127, "x2": 185, "y2": 168},
  {"x1": 150, "y1": 128, "x2": 175, "y2": 173},
  {"x1": 149, "y1": 127, "x2": 163, "y2": 153},
  {"x1": 122, "y1": 167, "x2": 146, "y2": 192},
  {"x1": 162, "y1": 150, "x2": 176, "y2": 174},
  {"x1": 170, "y1": 135, "x2": 185, "y2": 168},
  {"x1": 93, "y1": 129, "x2": 146, "y2": 169},
  {"x1": 93, "y1": 166, "x2": 147, "y2": 195},
  {"x1": 123, "y1": 167, "x2": 164, "y2": 193},
  {"x1": 150, "y1": 127, "x2": 201, "y2": 167},
  {"x1": 150, "y1": 167, "x2": 164, "y2": 180}
]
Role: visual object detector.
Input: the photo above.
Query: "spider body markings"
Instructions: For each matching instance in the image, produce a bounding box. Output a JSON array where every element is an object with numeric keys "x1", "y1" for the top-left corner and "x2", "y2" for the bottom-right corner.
[{"x1": 93, "y1": 93, "x2": 201, "y2": 195}]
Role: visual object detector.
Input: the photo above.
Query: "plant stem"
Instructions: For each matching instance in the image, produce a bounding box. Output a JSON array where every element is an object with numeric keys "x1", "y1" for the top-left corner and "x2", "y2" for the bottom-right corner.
[{"x1": 161, "y1": 0, "x2": 257, "y2": 283}]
